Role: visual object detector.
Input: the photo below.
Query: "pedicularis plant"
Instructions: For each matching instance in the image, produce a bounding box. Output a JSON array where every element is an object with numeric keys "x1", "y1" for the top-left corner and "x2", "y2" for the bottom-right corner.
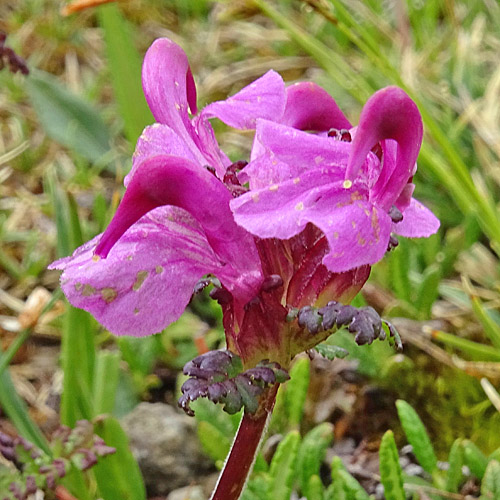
[{"x1": 50, "y1": 39, "x2": 439, "y2": 500}]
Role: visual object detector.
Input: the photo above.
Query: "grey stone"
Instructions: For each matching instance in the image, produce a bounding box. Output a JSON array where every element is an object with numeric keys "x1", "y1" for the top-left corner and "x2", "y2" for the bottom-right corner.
[
  {"x1": 167, "y1": 485, "x2": 206, "y2": 500},
  {"x1": 121, "y1": 403, "x2": 213, "y2": 496}
]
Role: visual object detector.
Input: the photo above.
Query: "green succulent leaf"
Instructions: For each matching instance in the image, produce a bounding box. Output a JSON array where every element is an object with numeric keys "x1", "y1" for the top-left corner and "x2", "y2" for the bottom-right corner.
[
  {"x1": 396, "y1": 399, "x2": 437, "y2": 474},
  {"x1": 379, "y1": 430, "x2": 405, "y2": 500}
]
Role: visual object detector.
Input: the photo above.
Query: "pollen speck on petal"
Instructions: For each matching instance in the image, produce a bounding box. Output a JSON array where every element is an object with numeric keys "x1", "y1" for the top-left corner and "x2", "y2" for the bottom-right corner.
[
  {"x1": 101, "y1": 288, "x2": 118, "y2": 304},
  {"x1": 82, "y1": 284, "x2": 96, "y2": 297},
  {"x1": 133, "y1": 271, "x2": 149, "y2": 291}
]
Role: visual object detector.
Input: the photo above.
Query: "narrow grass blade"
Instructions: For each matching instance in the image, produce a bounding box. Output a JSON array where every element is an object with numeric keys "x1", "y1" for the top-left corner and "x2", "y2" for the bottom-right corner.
[
  {"x1": 431, "y1": 330, "x2": 500, "y2": 361},
  {"x1": 0, "y1": 370, "x2": 50, "y2": 454},
  {"x1": 93, "y1": 417, "x2": 147, "y2": 500},
  {"x1": 93, "y1": 350, "x2": 120, "y2": 415},
  {"x1": 97, "y1": 3, "x2": 153, "y2": 144}
]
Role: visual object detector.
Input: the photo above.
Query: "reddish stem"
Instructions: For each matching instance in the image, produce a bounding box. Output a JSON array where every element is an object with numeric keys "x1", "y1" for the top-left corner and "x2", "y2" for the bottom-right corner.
[{"x1": 210, "y1": 387, "x2": 278, "y2": 500}]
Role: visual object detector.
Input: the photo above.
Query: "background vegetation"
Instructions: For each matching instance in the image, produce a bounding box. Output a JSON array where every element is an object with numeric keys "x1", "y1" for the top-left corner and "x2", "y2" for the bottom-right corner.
[{"x1": 1, "y1": 0, "x2": 500, "y2": 498}]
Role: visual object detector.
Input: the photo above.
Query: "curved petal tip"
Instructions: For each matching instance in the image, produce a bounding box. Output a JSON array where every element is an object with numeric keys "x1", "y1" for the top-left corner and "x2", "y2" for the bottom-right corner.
[{"x1": 346, "y1": 86, "x2": 423, "y2": 185}]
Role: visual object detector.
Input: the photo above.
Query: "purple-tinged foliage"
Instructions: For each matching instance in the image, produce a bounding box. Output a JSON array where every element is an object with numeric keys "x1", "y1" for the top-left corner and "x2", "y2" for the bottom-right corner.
[
  {"x1": 295, "y1": 301, "x2": 402, "y2": 349},
  {"x1": 179, "y1": 350, "x2": 289, "y2": 416},
  {"x1": 0, "y1": 31, "x2": 29, "y2": 75},
  {"x1": 0, "y1": 421, "x2": 115, "y2": 500}
]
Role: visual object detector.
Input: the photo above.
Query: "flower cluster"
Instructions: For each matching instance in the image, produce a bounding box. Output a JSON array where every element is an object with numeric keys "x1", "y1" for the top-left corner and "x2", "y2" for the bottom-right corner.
[{"x1": 50, "y1": 38, "x2": 438, "y2": 371}]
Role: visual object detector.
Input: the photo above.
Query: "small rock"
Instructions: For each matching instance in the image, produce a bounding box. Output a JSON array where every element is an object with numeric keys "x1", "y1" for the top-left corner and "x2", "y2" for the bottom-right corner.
[
  {"x1": 167, "y1": 485, "x2": 206, "y2": 500},
  {"x1": 121, "y1": 403, "x2": 213, "y2": 496},
  {"x1": 167, "y1": 486, "x2": 207, "y2": 500}
]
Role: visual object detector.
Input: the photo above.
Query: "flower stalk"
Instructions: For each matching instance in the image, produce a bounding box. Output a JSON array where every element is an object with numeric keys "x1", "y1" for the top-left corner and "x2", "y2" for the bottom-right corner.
[{"x1": 210, "y1": 386, "x2": 278, "y2": 500}]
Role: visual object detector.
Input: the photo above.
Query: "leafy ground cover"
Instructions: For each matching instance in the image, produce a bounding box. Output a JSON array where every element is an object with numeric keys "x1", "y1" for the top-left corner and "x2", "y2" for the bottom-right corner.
[{"x1": 1, "y1": 1, "x2": 500, "y2": 499}]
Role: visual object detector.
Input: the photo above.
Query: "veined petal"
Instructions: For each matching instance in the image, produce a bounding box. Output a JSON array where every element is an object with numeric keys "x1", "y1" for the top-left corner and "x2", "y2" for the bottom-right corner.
[
  {"x1": 282, "y1": 82, "x2": 352, "y2": 132},
  {"x1": 393, "y1": 198, "x2": 440, "y2": 237},
  {"x1": 96, "y1": 155, "x2": 263, "y2": 300},
  {"x1": 231, "y1": 170, "x2": 360, "y2": 240},
  {"x1": 201, "y1": 70, "x2": 286, "y2": 129},
  {"x1": 346, "y1": 86, "x2": 423, "y2": 210},
  {"x1": 241, "y1": 120, "x2": 353, "y2": 189},
  {"x1": 126, "y1": 123, "x2": 198, "y2": 187},
  {"x1": 50, "y1": 208, "x2": 225, "y2": 337},
  {"x1": 309, "y1": 198, "x2": 393, "y2": 272}
]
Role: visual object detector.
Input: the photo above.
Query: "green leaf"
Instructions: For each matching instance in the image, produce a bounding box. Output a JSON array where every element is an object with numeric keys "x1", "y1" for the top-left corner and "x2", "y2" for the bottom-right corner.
[
  {"x1": 314, "y1": 343, "x2": 349, "y2": 360},
  {"x1": 297, "y1": 423, "x2": 334, "y2": 497},
  {"x1": 0, "y1": 370, "x2": 50, "y2": 454},
  {"x1": 285, "y1": 357, "x2": 310, "y2": 428},
  {"x1": 446, "y1": 439, "x2": 464, "y2": 493},
  {"x1": 26, "y1": 70, "x2": 111, "y2": 162},
  {"x1": 242, "y1": 474, "x2": 270, "y2": 500},
  {"x1": 470, "y1": 293, "x2": 500, "y2": 350},
  {"x1": 197, "y1": 420, "x2": 232, "y2": 463},
  {"x1": 60, "y1": 305, "x2": 95, "y2": 426},
  {"x1": 306, "y1": 475, "x2": 324, "y2": 500},
  {"x1": 462, "y1": 440, "x2": 489, "y2": 480},
  {"x1": 379, "y1": 430, "x2": 405, "y2": 500},
  {"x1": 388, "y1": 239, "x2": 413, "y2": 304},
  {"x1": 481, "y1": 460, "x2": 500, "y2": 499},
  {"x1": 94, "y1": 417, "x2": 146, "y2": 500},
  {"x1": 97, "y1": 4, "x2": 153, "y2": 144},
  {"x1": 93, "y1": 350, "x2": 121, "y2": 415},
  {"x1": 415, "y1": 264, "x2": 441, "y2": 319},
  {"x1": 329, "y1": 457, "x2": 347, "y2": 500},
  {"x1": 268, "y1": 430, "x2": 301, "y2": 500},
  {"x1": 396, "y1": 400, "x2": 437, "y2": 474},
  {"x1": 330, "y1": 456, "x2": 370, "y2": 500}
]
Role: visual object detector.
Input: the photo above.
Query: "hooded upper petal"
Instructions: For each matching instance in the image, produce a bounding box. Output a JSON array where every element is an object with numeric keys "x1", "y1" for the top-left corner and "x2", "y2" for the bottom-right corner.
[
  {"x1": 346, "y1": 86, "x2": 423, "y2": 210},
  {"x1": 142, "y1": 40, "x2": 202, "y2": 159},
  {"x1": 282, "y1": 82, "x2": 352, "y2": 132},
  {"x1": 125, "y1": 123, "x2": 199, "y2": 186},
  {"x1": 50, "y1": 208, "x2": 228, "y2": 337}
]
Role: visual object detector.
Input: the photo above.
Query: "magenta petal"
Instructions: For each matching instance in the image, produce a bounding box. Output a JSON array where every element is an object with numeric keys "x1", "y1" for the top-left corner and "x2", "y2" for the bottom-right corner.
[
  {"x1": 347, "y1": 86, "x2": 423, "y2": 210},
  {"x1": 394, "y1": 198, "x2": 440, "y2": 237},
  {"x1": 241, "y1": 120, "x2": 352, "y2": 189},
  {"x1": 97, "y1": 154, "x2": 263, "y2": 302},
  {"x1": 126, "y1": 124, "x2": 199, "y2": 186},
  {"x1": 201, "y1": 71, "x2": 286, "y2": 129},
  {"x1": 142, "y1": 39, "x2": 213, "y2": 167},
  {"x1": 50, "y1": 208, "x2": 224, "y2": 337},
  {"x1": 231, "y1": 170, "x2": 354, "y2": 239},
  {"x1": 311, "y1": 200, "x2": 393, "y2": 273},
  {"x1": 282, "y1": 82, "x2": 351, "y2": 132}
]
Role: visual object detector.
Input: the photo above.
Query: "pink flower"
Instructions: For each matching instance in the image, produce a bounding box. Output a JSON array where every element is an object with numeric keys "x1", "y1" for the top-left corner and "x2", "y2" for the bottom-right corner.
[
  {"x1": 231, "y1": 85, "x2": 440, "y2": 273},
  {"x1": 50, "y1": 38, "x2": 437, "y2": 365}
]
